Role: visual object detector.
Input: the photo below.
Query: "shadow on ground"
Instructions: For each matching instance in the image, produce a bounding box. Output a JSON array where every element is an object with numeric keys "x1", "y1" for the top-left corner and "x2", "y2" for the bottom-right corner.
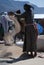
[{"x1": 0, "y1": 53, "x2": 34, "y2": 64}]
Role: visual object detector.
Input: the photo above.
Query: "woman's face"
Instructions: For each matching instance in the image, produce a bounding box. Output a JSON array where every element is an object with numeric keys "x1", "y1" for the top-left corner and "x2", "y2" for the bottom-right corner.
[{"x1": 9, "y1": 15, "x2": 16, "y2": 20}]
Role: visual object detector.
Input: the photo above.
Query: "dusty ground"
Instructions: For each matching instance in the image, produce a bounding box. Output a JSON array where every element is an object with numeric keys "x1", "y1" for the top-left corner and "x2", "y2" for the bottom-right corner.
[
  {"x1": 0, "y1": 43, "x2": 44, "y2": 65},
  {"x1": 0, "y1": 35, "x2": 44, "y2": 65}
]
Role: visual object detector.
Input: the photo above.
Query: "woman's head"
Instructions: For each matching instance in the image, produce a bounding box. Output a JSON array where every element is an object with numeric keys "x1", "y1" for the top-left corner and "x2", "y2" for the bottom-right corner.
[
  {"x1": 8, "y1": 11, "x2": 16, "y2": 20},
  {"x1": 8, "y1": 11, "x2": 15, "y2": 16},
  {"x1": 24, "y1": 4, "x2": 34, "y2": 11}
]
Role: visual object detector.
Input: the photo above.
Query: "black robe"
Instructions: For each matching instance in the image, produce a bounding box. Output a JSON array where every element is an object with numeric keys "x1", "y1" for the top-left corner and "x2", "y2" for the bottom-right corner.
[
  {"x1": 21, "y1": 11, "x2": 37, "y2": 52},
  {"x1": 0, "y1": 23, "x2": 4, "y2": 40}
]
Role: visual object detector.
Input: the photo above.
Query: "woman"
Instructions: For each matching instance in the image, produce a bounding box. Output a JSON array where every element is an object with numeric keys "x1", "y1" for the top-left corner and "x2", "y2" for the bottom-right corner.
[
  {"x1": 21, "y1": 4, "x2": 38, "y2": 57},
  {"x1": 4, "y1": 12, "x2": 21, "y2": 45}
]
